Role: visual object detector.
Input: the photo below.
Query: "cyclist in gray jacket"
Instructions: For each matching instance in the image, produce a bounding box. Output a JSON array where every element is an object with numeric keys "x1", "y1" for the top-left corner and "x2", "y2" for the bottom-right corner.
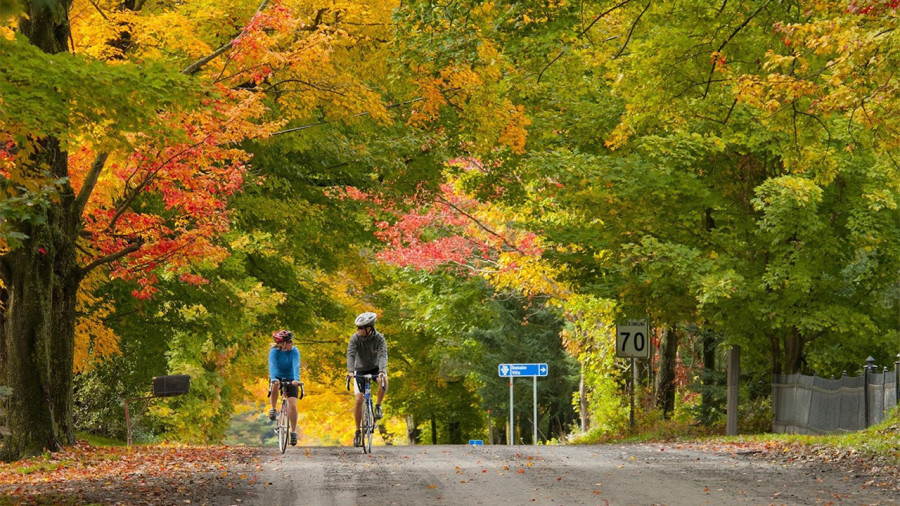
[{"x1": 347, "y1": 311, "x2": 388, "y2": 447}]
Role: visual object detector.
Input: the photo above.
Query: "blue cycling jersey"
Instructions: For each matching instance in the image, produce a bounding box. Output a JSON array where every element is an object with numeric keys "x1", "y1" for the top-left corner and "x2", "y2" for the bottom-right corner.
[{"x1": 269, "y1": 347, "x2": 300, "y2": 382}]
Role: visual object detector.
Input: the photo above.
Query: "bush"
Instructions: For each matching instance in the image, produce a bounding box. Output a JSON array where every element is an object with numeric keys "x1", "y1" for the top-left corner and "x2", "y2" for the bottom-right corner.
[
  {"x1": 73, "y1": 361, "x2": 160, "y2": 443},
  {"x1": 737, "y1": 395, "x2": 772, "y2": 434}
]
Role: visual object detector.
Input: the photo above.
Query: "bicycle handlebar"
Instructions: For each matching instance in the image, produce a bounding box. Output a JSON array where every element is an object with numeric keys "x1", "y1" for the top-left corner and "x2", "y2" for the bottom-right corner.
[
  {"x1": 346, "y1": 373, "x2": 386, "y2": 391},
  {"x1": 271, "y1": 378, "x2": 305, "y2": 400}
]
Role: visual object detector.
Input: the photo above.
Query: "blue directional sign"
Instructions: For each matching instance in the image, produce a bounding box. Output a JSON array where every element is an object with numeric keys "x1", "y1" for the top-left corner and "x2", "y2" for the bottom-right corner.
[
  {"x1": 498, "y1": 363, "x2": 548, "y2": 377},
  {"x1": 468, "y1": 439, "x2": 484, "y2": 446}
]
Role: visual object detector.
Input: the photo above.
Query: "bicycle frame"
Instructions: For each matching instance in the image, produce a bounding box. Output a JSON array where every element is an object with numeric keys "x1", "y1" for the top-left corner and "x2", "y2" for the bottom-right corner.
[
  {"x1": 271, "y1": 378, "x2": 304, "y2": 453},
  {"x1": 347, "y1": 373, "x2": 384, "y2": 454}
]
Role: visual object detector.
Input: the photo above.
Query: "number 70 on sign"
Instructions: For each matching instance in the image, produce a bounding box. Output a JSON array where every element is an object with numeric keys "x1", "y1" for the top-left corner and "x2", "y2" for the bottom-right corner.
[{"x1": 616, "y1": 320, "x2": 650, "y2": 359}]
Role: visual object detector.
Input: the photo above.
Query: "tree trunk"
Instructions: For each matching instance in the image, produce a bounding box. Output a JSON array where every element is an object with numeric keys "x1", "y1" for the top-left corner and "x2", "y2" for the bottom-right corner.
[
  {"x1": 1, "y1": 135, "x2": 80, "y2": 460},
  {"x1": 655, "y1": 325, "x2": 679, "y2": 418},
  {"x1": 783, "y1": 329, "x2": 803, "y2": 375},
  {"x1": 405, "y1": 414, "x2": 421, "y2": 445},
  {"x1": 769, "y1": 333, "x2": 782, "y2": 376},
  {"x1": 0, "y1": 220, "x2": 59, "y2": 461},
  {"x1": 699, "y1": 329, "x2": 716, "y2": 423},
  {"x1": 578, "y1": 365, "x2": 588, "y2": 432},
  {"x1": 430, "y1": 415, "x2": 437, "y2": 445},
  {"x1": 448, "y1": 419, "x2": 461, "y2": 445},
  {"x1": 51, "y1": 233, "x2": 79, "y2": 446},
  {"x1": 20, "y1": 0, "x2": 72, "y2": 55},
  {"x1": 0, "y1": 0, "x2": 81, "y2": 461}
]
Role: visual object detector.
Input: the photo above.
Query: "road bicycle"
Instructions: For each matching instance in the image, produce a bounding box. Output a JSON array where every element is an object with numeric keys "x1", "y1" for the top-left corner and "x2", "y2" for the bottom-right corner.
[
  {"x1": 270, "y1": 378, "x2": 304, "y2": 454},
  {"x1": 346, "y1": 373, "x2": 385, "y2": 454}
]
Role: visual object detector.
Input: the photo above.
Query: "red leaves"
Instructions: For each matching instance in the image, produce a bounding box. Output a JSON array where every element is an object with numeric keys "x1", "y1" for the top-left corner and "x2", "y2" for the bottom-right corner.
[
  {"x1": 0, "y1": 441, "x2": 257, "y2": 504},
  {"x1": 848, "y1": 0, "x2": 900, "y2": 15},
  {"x1": 369, "y1": 180, "x2": 545, "y2": 276},
  {"x1": 70, "y1": 89, "x2": 267, "y2": 299}
]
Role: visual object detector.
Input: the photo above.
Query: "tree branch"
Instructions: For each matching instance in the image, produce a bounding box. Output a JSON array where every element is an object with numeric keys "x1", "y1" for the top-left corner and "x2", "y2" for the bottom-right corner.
[
  {"x1": 613, "y1": 1, "x2": 651, "y2": 59},
  {"x1": 703, "y1": 0, "x2": 772, "y2": 98},
  {"x1": 265, "y1": 79, "x2": 348, "y2": 97},
  {"x1": 436, "y1": 196, "x2": 525, "y2": 255},
  {"x1": 75, "y1": 152, "x2": 109, "y2": 218},
  {"x1": 794, "y1": 108, "x2": 831, "y2": 144},
  {"x1": 270, "y1": 96, "x2": 427, "y2": 136},
  {"x1": 721, "y1": 98, "x2": 737, "y2": 125},
  {"x1": 538, "y1": 49, "x2": 567, "y2": 84},
  {"x1": 181, "y1": 0, "x2": 271, "y2": 76},
  {"x1": 79, "y1": 240, "x2": 143, "y2": 278},
  {"x1": 87, "y1": 0, "x2": 109, "y2": 20},
  {"x1": 578, "y1": 0, "x2": 634, "y2": 38}
]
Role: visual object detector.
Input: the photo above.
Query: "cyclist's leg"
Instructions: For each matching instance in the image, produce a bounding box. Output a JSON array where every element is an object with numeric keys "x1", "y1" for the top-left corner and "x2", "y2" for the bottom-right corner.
[
  {"x1": 287, "y1": 395, "x2": 298, "y2": 431},
  {"x1": 374, "y1": 376, "x2": 387, "y2": 418},
  {"x1": 352, "y1": 383, "x2": 364, "y2": 447},
  {"x1": 354, "y1": 392, "x2": 364, "y2": 429},
  {"x1": 376, "y1": 375, "x2": 387, "y2": 404},
  {"x1": 269, "y1": 382, "x2": 279, "y2": 419}
]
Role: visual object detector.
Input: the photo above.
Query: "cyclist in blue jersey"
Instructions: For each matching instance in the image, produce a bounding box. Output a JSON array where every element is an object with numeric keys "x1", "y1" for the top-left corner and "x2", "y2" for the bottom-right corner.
[
  {"x1": 346, "y1": 312, "x2": 388, "y2": 447},
  {"x1": 268, "y1": 329, "x2": 301, "y2": 446}
]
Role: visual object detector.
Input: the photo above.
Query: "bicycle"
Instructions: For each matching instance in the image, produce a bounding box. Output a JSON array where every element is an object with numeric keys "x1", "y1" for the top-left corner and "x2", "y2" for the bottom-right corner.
[
  {"x1": 346, "y1": 373, "x2": 385, "y2": 454},
  {"x1": 270, "y1": 378, "x2": 304, "y2": 454}
]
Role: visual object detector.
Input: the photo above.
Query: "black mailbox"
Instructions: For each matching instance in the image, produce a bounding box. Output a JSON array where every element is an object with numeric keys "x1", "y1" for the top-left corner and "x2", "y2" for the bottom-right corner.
[{"x1": 152, "y1": 375, "x2": 191, "y2": 397}]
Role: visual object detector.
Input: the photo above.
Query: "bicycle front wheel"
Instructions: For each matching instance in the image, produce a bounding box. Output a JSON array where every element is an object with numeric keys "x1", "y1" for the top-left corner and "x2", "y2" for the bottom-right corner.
[
  {"x1": 363, "y1": 402, "x2": 374, "y2": 454},
  {"x1": 278, "y1": 407, "x2": 289, "y2": 454}
]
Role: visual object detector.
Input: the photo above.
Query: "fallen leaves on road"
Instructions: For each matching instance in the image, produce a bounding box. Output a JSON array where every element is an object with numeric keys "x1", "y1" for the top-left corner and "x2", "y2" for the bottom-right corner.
[
  {"x1": 684, "y1": 438, "x2": 900, "y2": 492},
  {"x1": 0, "y1": 440, "x2": 256, "y2": 505}
]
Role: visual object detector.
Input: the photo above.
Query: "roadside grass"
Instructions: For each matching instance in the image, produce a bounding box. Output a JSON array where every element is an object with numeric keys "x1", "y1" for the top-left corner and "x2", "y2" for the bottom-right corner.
[
  {"x1": 575, "y1": 415, "x2": 722, "y2": 445},
  {"x1": 75, "y1": 432, "x2": 126, "y2": 447},
  {"x1": 718, "y1": 418, "x2": 900, "y2": 464},
  {"x1": 576, "y1": 411, "x2": 900, "y2": 465}
]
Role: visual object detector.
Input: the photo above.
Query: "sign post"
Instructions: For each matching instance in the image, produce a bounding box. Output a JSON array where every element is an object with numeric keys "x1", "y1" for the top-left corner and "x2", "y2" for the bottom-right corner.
[
  {"x1": 533, "y1": 376, "x2": 538, "y2": 444},
  {"x1": 509, "y1": 376, "x2": 514, "y2": 445},
  {"x1": 616, "y1": 320, "x2": 650, "y2": 428},
  {"x1": 499, "y1": 363, "x2": 548, "y2": 445}
]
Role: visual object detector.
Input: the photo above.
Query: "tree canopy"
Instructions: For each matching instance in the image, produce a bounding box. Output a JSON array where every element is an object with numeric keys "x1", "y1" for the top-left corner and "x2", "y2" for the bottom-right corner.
[{"x1": 3, "y1": 0, "x2": 900, "y2": 458}]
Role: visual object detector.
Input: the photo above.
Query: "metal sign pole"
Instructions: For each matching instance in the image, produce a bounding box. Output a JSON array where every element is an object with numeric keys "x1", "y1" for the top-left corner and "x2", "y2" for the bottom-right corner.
[
  {"x1": 533, "y1": 376, "x2": 538, "y2": 445},
  {"x1": 499, "y1": 364, "x2": 546, "y2": 445},
  {"x1": 509, "y1": 378, "x2": 514, "y2": 445},
  {"x1": 630, "y1": 357, "x2": 635, "y2": 428}
]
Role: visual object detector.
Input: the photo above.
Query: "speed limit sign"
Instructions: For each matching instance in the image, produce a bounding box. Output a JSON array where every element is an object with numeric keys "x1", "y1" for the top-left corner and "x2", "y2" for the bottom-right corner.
[{"x1": 616, "y1": 320, "x2": 650, "y2": 358}]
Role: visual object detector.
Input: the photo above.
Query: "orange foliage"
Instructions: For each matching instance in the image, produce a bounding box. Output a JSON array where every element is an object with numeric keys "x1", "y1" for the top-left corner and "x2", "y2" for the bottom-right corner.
[{"x1": 73, "y1": 271, "x2": 119, "y2": 373}]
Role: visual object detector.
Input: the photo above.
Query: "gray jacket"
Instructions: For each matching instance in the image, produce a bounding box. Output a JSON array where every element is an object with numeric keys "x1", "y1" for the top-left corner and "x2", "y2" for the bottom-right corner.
[{"x1": 347, "y1": 330, "x2": 388, "y2": 374}]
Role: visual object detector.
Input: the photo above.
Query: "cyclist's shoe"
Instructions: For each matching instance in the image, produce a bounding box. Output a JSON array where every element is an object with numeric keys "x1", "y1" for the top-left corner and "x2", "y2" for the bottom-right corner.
[
  {"x1": 353, "y1": 430, "x2": 362, "y2": 447},
  {"x1": 268, "y1": 408, "x2": 276, "y2": 421},
  {"x1": 290, "y1": 432, "x2": 298, "y2": 446},
  {"x1": 375, "y1": 404, "x2": 383, "y2": 420}
]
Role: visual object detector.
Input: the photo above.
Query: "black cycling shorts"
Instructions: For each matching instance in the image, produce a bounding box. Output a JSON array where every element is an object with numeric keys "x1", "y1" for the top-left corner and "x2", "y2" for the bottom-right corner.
[
  {"x1": 354, "y1": 368, "x2": 381, "y2": 393},
  {"x1": 275, "y1": 381, "x2": 299, "y2": 398}
]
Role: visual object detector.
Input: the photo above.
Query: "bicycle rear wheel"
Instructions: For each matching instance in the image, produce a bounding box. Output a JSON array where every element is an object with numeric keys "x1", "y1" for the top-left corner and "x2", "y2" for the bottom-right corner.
[
  {"x1": 363, "y1": 402, "x2": 374, "y2": 454},
  {"x1": 278, "y1": 405, "x2": 289, "y2": 454}
]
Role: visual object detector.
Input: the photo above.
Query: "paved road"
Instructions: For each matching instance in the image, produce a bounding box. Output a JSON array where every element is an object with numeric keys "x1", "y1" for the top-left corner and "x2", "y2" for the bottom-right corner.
[{"x1": 222, "y1": 443, "x2": 898, "y2": 505}]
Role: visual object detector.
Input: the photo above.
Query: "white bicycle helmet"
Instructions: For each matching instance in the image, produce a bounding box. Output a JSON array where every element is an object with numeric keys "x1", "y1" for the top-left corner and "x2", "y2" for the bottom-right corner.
[{"x1": 355, "y1": 312, "x2": 377, "y2": 327}]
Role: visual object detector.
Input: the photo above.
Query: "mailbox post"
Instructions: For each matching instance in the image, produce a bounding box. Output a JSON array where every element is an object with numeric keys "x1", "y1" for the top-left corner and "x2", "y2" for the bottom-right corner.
[{"x1": 124, "y1": 374, "x2": 190, "y2": 445}]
